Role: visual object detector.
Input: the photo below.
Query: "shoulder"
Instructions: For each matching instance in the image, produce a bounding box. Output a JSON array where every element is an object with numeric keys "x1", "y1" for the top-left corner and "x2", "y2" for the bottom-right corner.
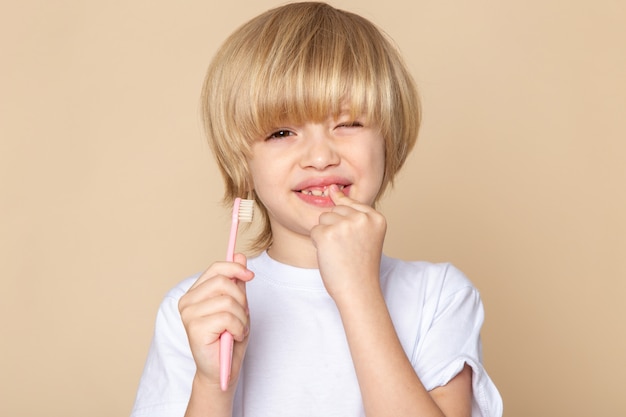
[
  {"x1": 162, "y1": 273, "x2": 200, "y2": 302},
  {"x1": 380, "y1": 255, "x2": 476, "y2": 298},
  {"x1": 152, "y1": 273, "x2": 201, "y2": 328}
]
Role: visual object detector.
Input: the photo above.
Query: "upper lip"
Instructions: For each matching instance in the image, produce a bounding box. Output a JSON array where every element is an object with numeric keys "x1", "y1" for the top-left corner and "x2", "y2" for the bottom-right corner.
[{"x1": 292, "y1": 177, "x2": 352, "y2": 191}]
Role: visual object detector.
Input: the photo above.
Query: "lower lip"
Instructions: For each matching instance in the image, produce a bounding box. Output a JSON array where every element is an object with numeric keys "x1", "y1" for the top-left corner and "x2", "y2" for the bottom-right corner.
[{"x1": 294, "y1": 186, "x2": 351, "y2": 207}]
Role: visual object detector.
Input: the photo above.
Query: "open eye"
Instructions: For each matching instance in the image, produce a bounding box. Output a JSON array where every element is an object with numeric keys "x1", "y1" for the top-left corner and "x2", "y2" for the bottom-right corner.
[{"x1": 266, "y1": 129, "x2": 295, "y2": 140}]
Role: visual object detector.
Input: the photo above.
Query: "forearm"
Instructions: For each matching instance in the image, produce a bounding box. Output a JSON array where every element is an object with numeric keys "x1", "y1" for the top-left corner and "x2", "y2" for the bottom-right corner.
[
  {"x1": 336, "y1": 286, "x2": 446, "y2": 417},
  {"x1": 184, "y1": 373, "x2": 234, "y2": 417}
]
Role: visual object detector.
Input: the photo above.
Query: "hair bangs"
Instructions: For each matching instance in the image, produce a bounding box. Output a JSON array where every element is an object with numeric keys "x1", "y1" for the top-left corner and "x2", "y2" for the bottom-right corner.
[{"x1": 229, "y1": 4, "x2": 394, "y2": 145}]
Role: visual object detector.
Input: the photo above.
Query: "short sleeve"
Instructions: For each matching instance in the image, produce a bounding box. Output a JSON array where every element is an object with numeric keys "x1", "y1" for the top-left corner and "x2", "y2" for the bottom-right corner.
[
  {"x1": 130, "y1": 279, "x2": 197, "y2": 417},
  {"x1": 414, "y1": 265, "x2": 503, "y2": 417}
]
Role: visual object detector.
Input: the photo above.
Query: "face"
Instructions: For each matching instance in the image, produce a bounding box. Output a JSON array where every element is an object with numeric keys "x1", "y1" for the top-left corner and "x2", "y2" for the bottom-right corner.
[{"x1": 247, "y1": 112, "x2": 386, "y2": 249}]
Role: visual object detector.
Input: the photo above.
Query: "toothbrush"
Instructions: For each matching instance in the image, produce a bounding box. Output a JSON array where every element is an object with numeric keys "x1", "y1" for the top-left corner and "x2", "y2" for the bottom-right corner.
[{"x1": 220, "y1": 197, "x2": 254, "y2": 391}]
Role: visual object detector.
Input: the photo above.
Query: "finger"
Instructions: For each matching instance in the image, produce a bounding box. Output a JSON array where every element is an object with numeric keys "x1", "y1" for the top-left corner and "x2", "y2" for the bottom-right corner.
[
  {"x1": 183, "y1": 294, "x2": 250, "y2": 334},
  {"x1": 183, "y1": 276, "x2": 247, "y2": 308},
  {"x1": 230, "y1": 253, "x2": 253, "y2": 296},
  {"x1": 185, "y1": 308, "x2": 249, "y2": 347},
  {"x1": 233, "y1": 252, "x2": 248, "y2": 267},
  {"x1": 189, "y1": 260, "x2": 254, "y2": 291},
  {"x1": 317, "y1": 210, "x2": 346, "y2": 226},
  {"x1": 328, "y1": 184, "x2": 372, "y2": 213},
  {"x1": 179, "y1": 283, "x2": 250, "y2": 343},
  {"x1": 210, "y1": 300, "x2": 250, "y2": 342},
  {"x1": 328, "y1": 184, "x2": 354, "y2": 205}
]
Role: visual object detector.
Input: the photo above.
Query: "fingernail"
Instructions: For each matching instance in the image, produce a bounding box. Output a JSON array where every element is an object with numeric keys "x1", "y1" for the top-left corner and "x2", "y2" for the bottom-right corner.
[{"x1": 328, "y1": 184, "x2": 340, "y2": 196}]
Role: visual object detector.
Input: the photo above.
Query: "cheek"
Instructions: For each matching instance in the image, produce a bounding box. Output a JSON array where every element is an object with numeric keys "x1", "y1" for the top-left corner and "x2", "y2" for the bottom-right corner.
[
  {"x1": 368, "y1": 142, "x2": 387, "y2": 196},
  {"x1": 248, "y1": 159, "x2": 281, "y2": 195},
  {"x1": 367, "y1": 142, "x2": 386, "y2": 177}
]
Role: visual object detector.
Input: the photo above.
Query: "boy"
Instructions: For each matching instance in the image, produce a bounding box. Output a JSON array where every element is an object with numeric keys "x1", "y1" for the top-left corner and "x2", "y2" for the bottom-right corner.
[{"x1": 131, "y1": 3, "x2": 502, "y2": 416}]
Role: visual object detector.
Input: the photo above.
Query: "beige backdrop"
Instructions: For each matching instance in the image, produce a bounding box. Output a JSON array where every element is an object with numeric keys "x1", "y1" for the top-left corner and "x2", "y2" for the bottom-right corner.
[{"x1": 1, "y1": 0, "x2": 624, "y2": 416}]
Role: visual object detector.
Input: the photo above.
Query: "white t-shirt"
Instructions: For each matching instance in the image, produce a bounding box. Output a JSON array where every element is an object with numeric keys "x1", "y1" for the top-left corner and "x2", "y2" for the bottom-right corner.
[{"x1": 131, "y1": 252, "x2": 503, "y2": 417}]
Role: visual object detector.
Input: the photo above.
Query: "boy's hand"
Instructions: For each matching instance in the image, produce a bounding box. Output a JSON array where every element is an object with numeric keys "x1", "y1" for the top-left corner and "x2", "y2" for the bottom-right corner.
[
  {"x1": 178, "y1": 253, "x2": 254, "y2": 391},
  {"x1": 310, "y1": 184, "x2": 386, "y2": 303}
]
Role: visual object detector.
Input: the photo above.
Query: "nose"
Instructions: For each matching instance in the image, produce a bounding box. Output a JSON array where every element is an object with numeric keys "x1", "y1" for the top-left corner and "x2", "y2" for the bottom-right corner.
[{"x1": 300, "y1": 127, "x2": 340, "y2": 170}]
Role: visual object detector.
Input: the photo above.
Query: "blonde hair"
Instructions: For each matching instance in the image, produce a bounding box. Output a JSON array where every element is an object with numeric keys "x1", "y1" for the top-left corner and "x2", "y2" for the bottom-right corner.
[{"x1": 201, "y1": 1, "x2": 420, "y2": 253}]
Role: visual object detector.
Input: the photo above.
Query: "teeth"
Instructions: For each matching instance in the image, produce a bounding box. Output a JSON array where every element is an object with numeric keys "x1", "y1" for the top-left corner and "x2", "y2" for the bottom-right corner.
[{"x1": 300, "y1": 185, "x2": 345, "y2": 197}]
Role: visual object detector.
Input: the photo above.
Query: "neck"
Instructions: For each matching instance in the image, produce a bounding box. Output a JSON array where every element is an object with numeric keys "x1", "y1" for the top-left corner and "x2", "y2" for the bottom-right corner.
[{"x1": 266, "y1": 234, "x2": 319, "y2": 269}]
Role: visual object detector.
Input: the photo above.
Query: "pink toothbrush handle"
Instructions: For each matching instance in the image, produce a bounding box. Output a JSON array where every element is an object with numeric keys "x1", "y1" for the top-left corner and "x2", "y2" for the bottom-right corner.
[
  {"x1": 219, "y1": 331, "x2": 234, "y2": 391},
  {"x1": 220, "y1": 198, "x2": 241, "y2": 391}
]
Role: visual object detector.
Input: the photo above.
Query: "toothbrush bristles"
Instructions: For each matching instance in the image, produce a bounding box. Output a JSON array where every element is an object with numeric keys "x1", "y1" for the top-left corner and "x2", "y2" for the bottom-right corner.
[{"x1": 237, "y1": 199, "x2": 254, "y2": 223}]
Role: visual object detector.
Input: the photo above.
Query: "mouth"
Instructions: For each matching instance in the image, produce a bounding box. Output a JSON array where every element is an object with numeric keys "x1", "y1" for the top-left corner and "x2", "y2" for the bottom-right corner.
[{"x1": 297, "y1": 184, "x2": 346, "y2": 198}]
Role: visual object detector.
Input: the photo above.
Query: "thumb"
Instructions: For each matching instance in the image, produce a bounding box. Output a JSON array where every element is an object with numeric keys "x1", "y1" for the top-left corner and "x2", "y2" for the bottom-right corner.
[
  {"x1": 232, "y1": 253, "x2": 254, "y2": 287},
  {"x1": 233, "y1": 252, "x2": 248, "y2": 268}
]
